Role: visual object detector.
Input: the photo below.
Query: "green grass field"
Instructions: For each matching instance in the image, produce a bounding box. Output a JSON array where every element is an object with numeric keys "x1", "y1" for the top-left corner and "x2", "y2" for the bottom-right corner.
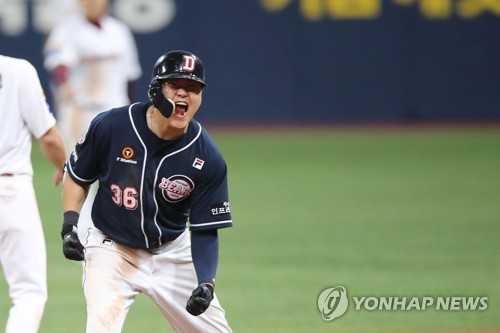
[{"x1": 1, "y1": 126, "x2": 499, "y2": 332}]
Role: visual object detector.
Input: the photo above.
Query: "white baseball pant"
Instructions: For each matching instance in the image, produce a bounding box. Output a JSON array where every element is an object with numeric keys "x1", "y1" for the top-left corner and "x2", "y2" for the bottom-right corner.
[
  {"x1": 80, "y1": 226, "x2": 232, "y2": 333},
  {"x1": 0, "y1": 175, "x2": 47, "y2": 333}
]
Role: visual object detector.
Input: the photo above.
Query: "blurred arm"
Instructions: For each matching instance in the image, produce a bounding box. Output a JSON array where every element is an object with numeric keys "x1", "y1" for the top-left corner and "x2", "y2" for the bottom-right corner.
[{"x1": 37, "y1": 125, "x2": 67, "y2": 186}]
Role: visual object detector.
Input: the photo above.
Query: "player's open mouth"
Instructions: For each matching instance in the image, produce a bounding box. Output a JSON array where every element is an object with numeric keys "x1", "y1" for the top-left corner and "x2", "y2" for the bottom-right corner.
[{"x1": 174, "y1": 102, "x2": 188, "y2": 117}]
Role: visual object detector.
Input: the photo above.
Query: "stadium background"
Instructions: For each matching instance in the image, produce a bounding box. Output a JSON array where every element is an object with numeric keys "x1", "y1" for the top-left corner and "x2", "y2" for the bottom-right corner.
[
  {"x1": 1, "y1": 1, "x2": 500, "y2": 332},
  {"x1": 2, "y1": 0, "x2": 500, "y2": 124}
]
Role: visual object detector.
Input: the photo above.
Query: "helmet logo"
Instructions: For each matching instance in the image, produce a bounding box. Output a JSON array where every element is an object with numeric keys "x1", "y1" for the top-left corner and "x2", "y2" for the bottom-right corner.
[{"x1": 182, "y1": 55, "x2": 196, "y2": 72}]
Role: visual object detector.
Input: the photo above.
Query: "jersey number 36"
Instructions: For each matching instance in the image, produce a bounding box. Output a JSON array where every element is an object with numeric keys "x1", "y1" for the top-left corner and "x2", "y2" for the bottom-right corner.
[{"x1": 110, "y1": 184, "x2": 139, "y2": 210}]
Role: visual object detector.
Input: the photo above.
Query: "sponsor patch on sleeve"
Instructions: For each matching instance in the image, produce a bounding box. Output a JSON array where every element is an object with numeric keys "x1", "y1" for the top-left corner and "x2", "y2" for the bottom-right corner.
[{"x1": 211, "y1": 202, "x2": 231, "y2": 216}]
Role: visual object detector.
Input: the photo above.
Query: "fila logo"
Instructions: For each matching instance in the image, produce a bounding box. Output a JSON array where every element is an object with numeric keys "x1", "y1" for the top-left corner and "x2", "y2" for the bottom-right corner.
[
  {"x1": 192, "y1": 158, "x2": 204, "y2": 170},
  {"x1": 182, "y1": 55, "x2": 196, "y2": 72},
  {"x1": 101, "y1": 236, "x2": 114, "y2": 246}
]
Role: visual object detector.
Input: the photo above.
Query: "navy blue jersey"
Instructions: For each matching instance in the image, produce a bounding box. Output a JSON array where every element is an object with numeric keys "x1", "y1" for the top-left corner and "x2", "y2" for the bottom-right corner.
[{"x1": 66, "y1": 102, "x2": 232, "y2": 249}]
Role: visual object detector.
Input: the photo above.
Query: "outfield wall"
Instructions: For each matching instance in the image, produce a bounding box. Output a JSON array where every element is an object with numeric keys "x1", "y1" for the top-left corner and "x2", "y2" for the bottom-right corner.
[{"x1": 1, "y1": 0, "x2": 499, "y2": 123}]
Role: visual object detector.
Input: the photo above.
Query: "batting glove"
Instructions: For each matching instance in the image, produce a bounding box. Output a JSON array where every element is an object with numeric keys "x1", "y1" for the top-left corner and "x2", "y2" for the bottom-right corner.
[
  {"x1": 61, "y1": 211, "x2": 84, "y2": 261},
  {"x1": 186, "y1": 283, "x2": 214, "y2": 316},
  {"x1": 62, "y1": 231, "x2": 84, "y2": 261}
]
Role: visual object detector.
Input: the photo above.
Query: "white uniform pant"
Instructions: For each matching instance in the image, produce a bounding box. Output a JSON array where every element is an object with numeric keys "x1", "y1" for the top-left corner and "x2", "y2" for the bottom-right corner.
[
  {"x1": 57, "y1": 101, "x2": 103, "y2": 156},
  {"x1": 80, "y1": 227, "x2": 232, "y2": 333},
  {"x1": 0, "y1": 176, "x2": 47, "y2": 333}
]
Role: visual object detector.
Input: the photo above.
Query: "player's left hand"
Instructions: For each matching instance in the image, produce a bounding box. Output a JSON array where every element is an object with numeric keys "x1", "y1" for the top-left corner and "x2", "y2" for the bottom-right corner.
[
  {"x1": 53, "y1": 168, "x2": 64, "y2": 187},
  {"x1": 186, "y1": 283, "x2": 214, "y2": 316}
]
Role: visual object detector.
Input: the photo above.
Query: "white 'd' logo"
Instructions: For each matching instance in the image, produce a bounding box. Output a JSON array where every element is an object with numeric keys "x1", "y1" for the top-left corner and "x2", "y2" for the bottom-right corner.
[{"x1": 317, "y1": 286, "x2": 348, "y2": 321}]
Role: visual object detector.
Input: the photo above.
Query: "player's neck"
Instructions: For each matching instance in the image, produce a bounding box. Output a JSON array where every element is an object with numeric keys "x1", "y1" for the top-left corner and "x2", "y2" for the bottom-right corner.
[{"x1": 86, "y1": 17, "x2": 103, "y2": 29}]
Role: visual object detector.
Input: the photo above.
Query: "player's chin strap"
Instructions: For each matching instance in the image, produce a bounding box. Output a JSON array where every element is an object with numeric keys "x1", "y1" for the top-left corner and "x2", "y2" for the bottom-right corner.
[{"x1": 148, "y1": 79, "x2": 175, "y2": 118}]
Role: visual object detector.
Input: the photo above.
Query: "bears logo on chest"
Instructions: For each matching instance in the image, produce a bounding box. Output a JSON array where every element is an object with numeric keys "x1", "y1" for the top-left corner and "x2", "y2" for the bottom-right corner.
[{"x1": 159, "y1": 175, "x2": 194, "y2": 203}]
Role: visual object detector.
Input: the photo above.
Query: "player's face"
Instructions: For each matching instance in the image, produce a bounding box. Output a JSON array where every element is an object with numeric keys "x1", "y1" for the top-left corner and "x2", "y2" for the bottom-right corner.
[
  {"x1": 79, "y1": 0, "x2": 108, "y2": 21},
  {"x1": 162, "y1": 79, "x2": 203, "y2": 129}
]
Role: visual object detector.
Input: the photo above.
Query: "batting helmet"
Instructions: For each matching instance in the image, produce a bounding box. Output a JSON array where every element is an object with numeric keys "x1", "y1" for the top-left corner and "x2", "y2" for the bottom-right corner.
[
  {"x1": 148, "y1": 50, "x2": 206, "y2": 118},
  {"x1": 150, "y1": 50, "x2": 206, "y2": 86}
]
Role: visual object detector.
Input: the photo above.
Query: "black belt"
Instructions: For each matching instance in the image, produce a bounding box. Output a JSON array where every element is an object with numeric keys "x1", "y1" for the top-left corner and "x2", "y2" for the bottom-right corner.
[
  {"x1": 146, "y1": 239, "x2": 174, "y2": 254},
  {"x1": 1, "y1": 173, "x2": 14, "y2": 177}
]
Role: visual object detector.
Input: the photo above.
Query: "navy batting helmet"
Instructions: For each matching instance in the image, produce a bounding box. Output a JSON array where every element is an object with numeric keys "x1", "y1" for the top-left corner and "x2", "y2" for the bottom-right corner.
[
  {"x1": 148, "y1": 50, "x2": 206, "y2": 117},
  {"x1": 151, "y1": 50, "x2": 206, "y2": 86}
]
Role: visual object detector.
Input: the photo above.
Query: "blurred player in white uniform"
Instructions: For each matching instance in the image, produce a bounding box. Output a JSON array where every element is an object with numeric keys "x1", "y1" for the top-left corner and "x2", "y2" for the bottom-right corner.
[
  {"x1": 0, "y1": 54, "x2": 67, "y2": 333},
  {"x1": 43, "y1": 0, "x2": 142, "y2": 237}
]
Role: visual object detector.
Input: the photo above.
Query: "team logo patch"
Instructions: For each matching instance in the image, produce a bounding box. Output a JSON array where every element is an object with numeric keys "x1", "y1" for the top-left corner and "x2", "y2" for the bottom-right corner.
[
  {"x1": 192, "y1": 158, "x2": 204, "y2": 170},
  {"x1": 211, "y1": 202, "x2": 231, "y2": 216},
  {"x1": 159, "y1": 175, "x2": 194, "y2": 203},
  {"x1": 122, "y1": 147, "x2": 134, "y2": 159}
]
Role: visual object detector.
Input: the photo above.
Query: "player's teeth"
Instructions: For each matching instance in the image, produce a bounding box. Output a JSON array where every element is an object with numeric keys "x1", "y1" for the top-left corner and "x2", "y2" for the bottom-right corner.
[{"x1": 176, "y1": 104, "x2": 188, "y2": 113}]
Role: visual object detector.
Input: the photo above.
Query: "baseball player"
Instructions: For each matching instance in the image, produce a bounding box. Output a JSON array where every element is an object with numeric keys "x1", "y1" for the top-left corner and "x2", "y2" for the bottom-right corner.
[
  {"x1": 61, "y1": 50, "x2": 233, "y2": 332},
  {"x1": 0, "y1": 55, "x2": 67, "y2": 333},
  {"x1": 43, "y1": 0, "x2": 143, "y2": 239}
]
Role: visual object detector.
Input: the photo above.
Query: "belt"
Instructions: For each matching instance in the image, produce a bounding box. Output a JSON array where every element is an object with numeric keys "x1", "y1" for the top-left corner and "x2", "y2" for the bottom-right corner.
[
  {"x1": 1, "y1": 173, "x2": 14, "y2": 177},
  {"x1": 146, "y1": 239, "x2": 174, "y2": 254}
]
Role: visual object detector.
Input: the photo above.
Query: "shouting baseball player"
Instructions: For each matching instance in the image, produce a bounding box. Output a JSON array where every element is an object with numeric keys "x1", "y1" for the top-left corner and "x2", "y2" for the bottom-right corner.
[{"x1": 61, "y1": 50, "x2": 233, "y2": 332}]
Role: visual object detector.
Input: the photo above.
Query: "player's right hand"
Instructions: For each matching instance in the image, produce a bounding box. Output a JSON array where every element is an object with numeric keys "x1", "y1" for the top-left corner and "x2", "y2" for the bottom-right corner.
[{"x1": 62, "y1": 231, "x2": 85, "y2": 261}]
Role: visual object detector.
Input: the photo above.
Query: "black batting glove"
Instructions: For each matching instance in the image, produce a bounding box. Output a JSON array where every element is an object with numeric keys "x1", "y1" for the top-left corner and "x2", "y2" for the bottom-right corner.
[
  {"x1": 62, "y1": 231, "x2": 85, "y2": 261},
  {"x1": 186, "y1": 283, "x2": 214, "y2": 316},
  {"x1": 61, "y1": 211, "x2": 84, "y2": 261}
]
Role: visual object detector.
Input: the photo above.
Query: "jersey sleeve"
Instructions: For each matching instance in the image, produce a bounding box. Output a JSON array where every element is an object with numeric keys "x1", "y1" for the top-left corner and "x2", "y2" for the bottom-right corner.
[
  {"x1": 43, "y1": 21, "x2": 78, "y2": 70},
  {"x1": 121, "y1": 24, "x2": 142, "y2": 81},
  {"x1": 65, "y1": 113, "x2": 106, "y2": 185},
  {"x1": 18, "y1": 60, "x2": 56, "y2": 138},
  {"x1": 189, "y1": 157, "x2": 232, "y2": 231}
]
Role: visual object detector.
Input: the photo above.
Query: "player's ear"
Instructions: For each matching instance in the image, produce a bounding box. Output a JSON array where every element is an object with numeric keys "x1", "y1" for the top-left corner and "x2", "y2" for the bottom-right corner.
[{"x1": 148, "y1": 79, "x2": 174, "y2": 118}]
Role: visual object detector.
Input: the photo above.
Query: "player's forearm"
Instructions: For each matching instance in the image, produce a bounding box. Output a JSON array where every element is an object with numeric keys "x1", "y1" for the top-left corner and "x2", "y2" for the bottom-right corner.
[
  {"x1": 191, "y1": 229, "x2": 219, "y2": 285},
  {"x1": 62, "y1": 175, "x2": 90, "y2": 214},
  {"x1": 38, "y1": 126, "x2": 67, "y2": 172}
]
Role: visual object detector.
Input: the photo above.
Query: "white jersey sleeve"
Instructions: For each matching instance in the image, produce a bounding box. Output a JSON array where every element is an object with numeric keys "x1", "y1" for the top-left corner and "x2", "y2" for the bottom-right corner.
[
  {"x1": 19, "y1": 60, "x2": 57, "y2": 138},
  {"x1": 120, "y1": 21, "x2": 142, "y2": 82},
  {"x1": 0, "y1": 55, "x2": 56, "y2": 175},
  {"x1": 43, "y1": 19, "x2": 79, "y2": 70}
]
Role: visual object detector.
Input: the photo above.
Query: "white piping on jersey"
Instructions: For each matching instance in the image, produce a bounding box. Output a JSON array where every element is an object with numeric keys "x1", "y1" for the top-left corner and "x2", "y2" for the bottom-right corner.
[
  {"x1": 128, "y1": 103, "x2": 203, "y2": 248},
  {"x1": 151, "y1": 123, "x2": 202, "y2": 247},
  {"x1": 67, "y1": 160, "x2": 98, "y2": 183},
  {"x1": 190, "y1": 220, "x2": 233, "y2": 229},
  {"x1": 128, "y1": 103, "x2": 150, "y2": 247}
]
